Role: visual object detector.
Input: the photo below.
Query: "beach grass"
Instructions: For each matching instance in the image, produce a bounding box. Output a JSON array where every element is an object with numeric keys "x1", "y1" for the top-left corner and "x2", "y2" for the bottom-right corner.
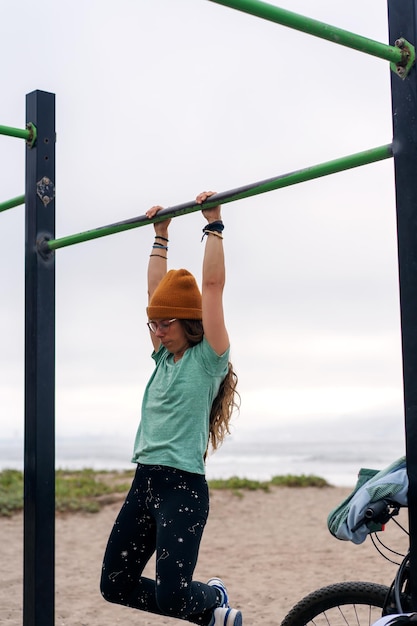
[{"x1": 0, "y1": 469, "x2": 331, "y2": 517}]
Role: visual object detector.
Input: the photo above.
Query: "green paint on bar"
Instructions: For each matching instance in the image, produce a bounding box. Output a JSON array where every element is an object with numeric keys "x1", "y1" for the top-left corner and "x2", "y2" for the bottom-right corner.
[
  {"x1": 0, "y1": 122, "x2": 37, "y2": 146},
  {"x1": 209, "y1": 0, "x2": 404, "y2": 64},
  {"x1": 0, "y1": 194, "x2": 25, "y2": 213},
  {"x1": 46, "y1": 144, "x2": 392, "y2": 251}
]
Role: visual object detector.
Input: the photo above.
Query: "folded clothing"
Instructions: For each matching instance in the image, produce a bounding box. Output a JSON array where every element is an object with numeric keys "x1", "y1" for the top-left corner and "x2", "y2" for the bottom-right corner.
[{"x1": 327, "y1": 456, "x2": 407, "y2": 544}]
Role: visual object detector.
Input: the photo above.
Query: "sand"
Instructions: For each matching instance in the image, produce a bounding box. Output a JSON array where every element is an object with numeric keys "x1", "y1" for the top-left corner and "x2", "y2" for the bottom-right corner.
[{"x1": 1, "y1": 485, "x2": 409, "y2": 625}]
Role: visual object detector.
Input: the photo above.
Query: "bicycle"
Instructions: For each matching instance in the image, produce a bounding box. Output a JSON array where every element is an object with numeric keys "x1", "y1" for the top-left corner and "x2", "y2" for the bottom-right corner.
[{"x1": 280, "y1": 499, "x2": 412, "y2": 626}]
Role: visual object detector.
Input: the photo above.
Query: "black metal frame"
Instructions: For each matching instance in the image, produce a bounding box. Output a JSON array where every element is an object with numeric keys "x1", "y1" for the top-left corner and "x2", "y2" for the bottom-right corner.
[
  {"x1": 24, "y1": 90, "x2": 56, "y2": 626},
  {"x1": 388, "y1": 0, "x2": 417, "y2": 608}
]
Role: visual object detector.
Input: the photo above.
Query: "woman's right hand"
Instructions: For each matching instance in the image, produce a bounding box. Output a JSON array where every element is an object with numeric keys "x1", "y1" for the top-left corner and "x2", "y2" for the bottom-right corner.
[{"x1": 146, "y1": 205, "x2": 171, "y2": 237}]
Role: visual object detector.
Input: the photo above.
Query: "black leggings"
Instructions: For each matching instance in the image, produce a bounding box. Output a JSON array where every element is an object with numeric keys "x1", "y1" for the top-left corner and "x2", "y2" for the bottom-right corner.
[{"x1": 100, "y1": 464, "x2": 219, "y2": 624}]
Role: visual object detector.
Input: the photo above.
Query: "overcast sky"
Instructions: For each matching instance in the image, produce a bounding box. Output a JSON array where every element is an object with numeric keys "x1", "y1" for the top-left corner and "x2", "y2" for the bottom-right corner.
[{"x1": 0, "y1": 0, "x2": 406, "y2": 454}]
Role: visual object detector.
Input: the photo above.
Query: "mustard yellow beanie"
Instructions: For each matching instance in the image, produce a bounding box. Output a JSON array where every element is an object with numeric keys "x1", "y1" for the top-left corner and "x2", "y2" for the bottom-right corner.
[{"x1": 147, "y1": 269, "x2": 202, "y2": 320}]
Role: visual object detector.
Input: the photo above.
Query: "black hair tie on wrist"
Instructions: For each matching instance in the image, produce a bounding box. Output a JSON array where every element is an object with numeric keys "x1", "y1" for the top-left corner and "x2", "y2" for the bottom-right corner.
[
  {"x1": 201, "y1": 220, "x2": 224, "y2": 242},
  {"x1": 202, "y1": 220, "x2": 224, "y2": 234}
]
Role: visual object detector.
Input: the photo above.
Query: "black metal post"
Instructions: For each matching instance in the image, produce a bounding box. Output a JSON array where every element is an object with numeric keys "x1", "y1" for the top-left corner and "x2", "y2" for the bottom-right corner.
[
  {"x1": 388, "y1": 0, "x2": 417, "y2": 609},
  {"x1": 24, "y1": 90, "x2": 56, "y2": 626}
]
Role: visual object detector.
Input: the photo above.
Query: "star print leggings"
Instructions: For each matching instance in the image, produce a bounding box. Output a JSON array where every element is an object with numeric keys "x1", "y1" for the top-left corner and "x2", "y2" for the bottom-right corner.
[{"x1": 100, "y1": 463, "x2": 219, "y2": 624}]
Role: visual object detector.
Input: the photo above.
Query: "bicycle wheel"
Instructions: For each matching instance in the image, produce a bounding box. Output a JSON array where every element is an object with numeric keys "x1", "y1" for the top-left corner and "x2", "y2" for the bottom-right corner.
[{"x1": 281, "y1": 581, "x2": 391, "y2": 626}]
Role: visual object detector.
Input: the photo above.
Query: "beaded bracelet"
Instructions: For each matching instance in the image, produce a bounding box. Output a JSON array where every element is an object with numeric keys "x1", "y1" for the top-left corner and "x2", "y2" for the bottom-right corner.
[
  {"x1": 155, "y1": 235, "x2": 169, "y2": 242},
  {"x1": 152, "y1": 243, "x2": 168, "y2": 250}
]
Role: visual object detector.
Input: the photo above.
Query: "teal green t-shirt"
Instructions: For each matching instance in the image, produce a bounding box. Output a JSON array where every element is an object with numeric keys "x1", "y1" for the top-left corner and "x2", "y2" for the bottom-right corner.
[{"x1": 131, "y1": 337, "x2": 230, "y2": 475}]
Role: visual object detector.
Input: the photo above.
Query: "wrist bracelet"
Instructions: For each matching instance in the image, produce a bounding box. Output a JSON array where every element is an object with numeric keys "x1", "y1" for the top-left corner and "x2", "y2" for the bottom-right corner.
[
  {"x1": 203, "y1": 220, "x2": 224, "y2": 233},
  {"x1": 207, "y1": 230, "x2": 223, "y2": 239},
  {"x1": 201, "y1": 220, "x2": 224, "y2": 242},
  {"x1": 152, "y1": 244, "x2": 168, "y2": 250},
  {"x1": 155, "y1": 235, "x2": 169, "y2": 242},
  {"x1": 201, "y1": 230, "x2": 224, "y2": 242},
  {"x1": 150, "y1": 254, "x2": 168, "y2": 259}
]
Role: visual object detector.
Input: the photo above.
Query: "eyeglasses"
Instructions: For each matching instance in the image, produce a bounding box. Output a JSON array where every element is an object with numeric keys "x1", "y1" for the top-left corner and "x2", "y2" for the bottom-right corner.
[{"x1": 147, "y1": 318, "x2": 177, "y2": 333}]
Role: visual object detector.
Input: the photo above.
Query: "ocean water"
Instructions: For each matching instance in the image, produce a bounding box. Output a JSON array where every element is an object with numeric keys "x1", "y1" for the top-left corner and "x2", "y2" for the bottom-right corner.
[{"x1": 0, "y1": 417, "x2": 406, "y2": 487}]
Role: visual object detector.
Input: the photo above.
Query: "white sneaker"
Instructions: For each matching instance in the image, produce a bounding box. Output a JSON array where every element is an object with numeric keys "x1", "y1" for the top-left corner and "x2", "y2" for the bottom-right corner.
[
  {"x1": 212, "y1": 607, "x2": 243, "y2": 626},
  {"x1": 207, "y1": 577, "x2": 229, "y2": 607}
]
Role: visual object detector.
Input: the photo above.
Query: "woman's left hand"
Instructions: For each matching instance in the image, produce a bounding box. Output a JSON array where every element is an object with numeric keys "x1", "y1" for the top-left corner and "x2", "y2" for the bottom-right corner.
[{"x1": 196, "y1": 191, "x2": 221, "y2": 223}]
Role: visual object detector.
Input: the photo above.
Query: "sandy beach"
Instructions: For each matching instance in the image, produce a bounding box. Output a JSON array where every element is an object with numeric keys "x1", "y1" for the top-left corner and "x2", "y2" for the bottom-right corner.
[{"x1": 1, "y1": 485, "x2": 409, "y2": 626}]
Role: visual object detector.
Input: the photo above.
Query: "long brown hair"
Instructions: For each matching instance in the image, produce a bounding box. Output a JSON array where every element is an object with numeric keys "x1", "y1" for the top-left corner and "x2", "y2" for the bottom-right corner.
[{"x1": 180, "y1": 320, "x2": 240, "y2": 455}]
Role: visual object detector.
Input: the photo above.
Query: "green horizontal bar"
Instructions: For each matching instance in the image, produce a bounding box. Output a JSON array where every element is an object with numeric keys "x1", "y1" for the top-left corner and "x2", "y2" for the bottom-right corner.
[
  {"x1": 0, "y1": 122, "x2": 36, "y2": 147},
  {"x1": 209, "y1": 0, "x2": 403, "y2": 64},
  {"x1": 0, "y1": 124, "x2": 30, "y2": 140},
  {"x1": 45, "y1": 144, "x2": 392, "y2": 252},
  {"x1": 0, "y1": 194, "x2": 25, "y2": 213}
]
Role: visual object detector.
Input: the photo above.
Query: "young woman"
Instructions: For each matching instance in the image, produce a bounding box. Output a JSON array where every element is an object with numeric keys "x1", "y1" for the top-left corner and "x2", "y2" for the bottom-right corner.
[{"x1": 100, "y1": 191, "x2": 242, "y2": 625}]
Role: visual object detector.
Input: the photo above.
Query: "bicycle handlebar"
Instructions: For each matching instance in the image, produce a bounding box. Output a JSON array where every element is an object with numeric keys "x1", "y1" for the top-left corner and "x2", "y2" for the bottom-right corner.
[
  {"x1": 364, "y1": 499, "x2": 391, "y2": 520},
  {"x1": 351, "y1": 499, "x2": 401, "y2": 533}
]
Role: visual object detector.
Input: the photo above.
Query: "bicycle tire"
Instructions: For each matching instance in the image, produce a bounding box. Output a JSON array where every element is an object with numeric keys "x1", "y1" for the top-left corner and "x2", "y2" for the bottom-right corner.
[{"x1": 280, "y1": 581, "x2": 391, "y2": 626}]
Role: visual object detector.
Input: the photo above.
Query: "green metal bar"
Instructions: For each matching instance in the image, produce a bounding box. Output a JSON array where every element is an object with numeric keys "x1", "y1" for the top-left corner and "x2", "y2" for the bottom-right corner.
[
  {"x1": 44, "y1": 144, "x2": 392, "y2": 252},
  {"x1": 0, "y1": 124, "x2": 30, "y2": 140},
  {"x1": 0, "y1": 122, "x2": 37, "y2": 146},
  {"x1": 209, "y1": 0, "x2": 404, "y2": 64},
  {"x1": 0, "y1": 194, "x2": 25, "y2": 213}
]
